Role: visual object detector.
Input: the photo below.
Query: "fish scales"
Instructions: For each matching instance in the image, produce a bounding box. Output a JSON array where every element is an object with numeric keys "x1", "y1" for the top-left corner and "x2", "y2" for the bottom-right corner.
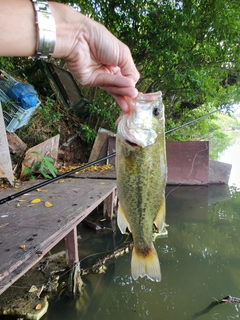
[{"x1": 116, "y1": 91, "x2": 167, "y2": 282}]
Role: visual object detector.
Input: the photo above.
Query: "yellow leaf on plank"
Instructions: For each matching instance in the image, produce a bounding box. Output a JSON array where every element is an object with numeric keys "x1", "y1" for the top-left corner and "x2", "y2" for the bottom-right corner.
[
  {"x1": 19, "y1": 244, "x2": 26, "y2": 250},
  {"x1": 16, "y1": 203, "x2": 20, "y2": 207},
  {"x1": 45, "y1": 201, "x2": 53, "y2": 208},
  {"x1": 36, "y1": 188, "x2": 48, "y2": 192},
  {"x1": 99, "y1": 182, "x2": 105, "y2": 185},
  {"x1": 31, "y1": 198, "x2": 41, "y2": 204},
  {"x1": 18, "y1": 199, "x2": 26, "y2": 202},
  {"x1": 50, "y1": 195, "x2": 54, "y2": 199}
]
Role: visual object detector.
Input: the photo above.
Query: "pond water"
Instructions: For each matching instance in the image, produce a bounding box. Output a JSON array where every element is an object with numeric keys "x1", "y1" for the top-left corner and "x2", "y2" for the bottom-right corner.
[{"x1": 47, "y1": 132, "x2": 240, "y2": 320}]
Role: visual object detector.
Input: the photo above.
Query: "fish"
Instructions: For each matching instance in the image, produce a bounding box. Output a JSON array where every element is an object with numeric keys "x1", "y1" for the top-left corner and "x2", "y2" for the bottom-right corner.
[{"x1": 116, "y1": 91, "x2": 167, "y2": 282}]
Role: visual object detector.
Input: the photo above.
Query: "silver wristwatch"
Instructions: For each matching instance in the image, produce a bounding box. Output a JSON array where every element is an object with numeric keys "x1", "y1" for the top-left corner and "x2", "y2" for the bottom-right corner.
[{"x1": 31, "y1": 0, "x2": 56, "y2": 59}]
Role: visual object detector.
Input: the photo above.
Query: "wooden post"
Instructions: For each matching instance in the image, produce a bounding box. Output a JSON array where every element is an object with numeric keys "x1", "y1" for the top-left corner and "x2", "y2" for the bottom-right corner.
[
  {"x1": 0, "y1": 103, "x2": 14, "y2": 185},
  {"x1": 103, "y1": 189, "x2": 117, "y2": 219},
  {"x1": 65, "y1": 226, "x2": 79, "y2": 268}
]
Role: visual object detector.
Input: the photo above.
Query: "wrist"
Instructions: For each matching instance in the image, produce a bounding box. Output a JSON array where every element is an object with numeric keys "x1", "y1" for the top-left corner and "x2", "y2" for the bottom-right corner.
[{"x1": 48, "y1": 2, "x2": 85, "y2": 59}]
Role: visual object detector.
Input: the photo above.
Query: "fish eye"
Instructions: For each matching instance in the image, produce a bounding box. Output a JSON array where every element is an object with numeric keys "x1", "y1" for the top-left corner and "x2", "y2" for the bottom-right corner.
[{"x1": 153, "y1": 108, "x2": 160, "y2": 116}]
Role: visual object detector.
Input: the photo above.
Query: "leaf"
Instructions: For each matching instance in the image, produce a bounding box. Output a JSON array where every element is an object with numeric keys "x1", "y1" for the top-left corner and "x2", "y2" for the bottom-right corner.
[
  {"x1": 41, "y1": 172, "x2": 52, "y2": 179},
  {"x1": 31, "y1": 151, "x2": 43, "y2": 158},
  {"x1": 43, "y1": 156, "x2": 54, "y2": 163},
  {"x1": 45, "y1": 201, "x2": 53, "y2": 208},
  {"x1": 22, "y1": 167, "x2": 32, "y2": 175},
  {"x1": 18, "y1": 199, "x2": 26, "y2": 202},
  {"x1": 31, "y1": 198, "x2": 41, "y2": 204},
  {"x1": 36, "y1": 188, "x2": 48, "y2": 192},
  {"x1": 19, "y1": 244, "x2": 26, "y2": 251},
  {"x1": 35, "y1": 304, "x2": 42, "y2": 310},
  {"x1": 29, "y1": 285, "x2": 38, "y2": 293},
  {"x1": 99, "y1": 182, "x2": 105, "y2": 185}
]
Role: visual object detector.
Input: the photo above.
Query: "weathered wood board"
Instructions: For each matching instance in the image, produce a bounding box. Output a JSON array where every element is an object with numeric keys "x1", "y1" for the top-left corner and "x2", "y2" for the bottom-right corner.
[{"x1": 0, "y1": 178, "x2": 116, "y2": 295}]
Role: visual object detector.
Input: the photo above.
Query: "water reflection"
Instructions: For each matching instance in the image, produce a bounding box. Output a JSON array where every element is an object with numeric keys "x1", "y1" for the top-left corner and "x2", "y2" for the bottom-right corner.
[
  {"x1": 217, "y1": 131, "x2": 240, "y2": 188},
  {"x1": 45, "y1": 184, "x2": 240, "y2": 320}
]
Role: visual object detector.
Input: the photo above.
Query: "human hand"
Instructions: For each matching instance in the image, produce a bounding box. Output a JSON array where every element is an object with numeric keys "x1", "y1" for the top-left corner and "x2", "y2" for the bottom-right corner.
[{"x1": 51, "y1": 5, "x2": 139, "y2": 112}]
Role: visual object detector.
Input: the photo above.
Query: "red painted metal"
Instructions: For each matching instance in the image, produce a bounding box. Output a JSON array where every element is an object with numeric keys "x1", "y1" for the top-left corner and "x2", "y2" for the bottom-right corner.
[{"x1": 166, "y1": 141, "x2": 209, "y2": 185}]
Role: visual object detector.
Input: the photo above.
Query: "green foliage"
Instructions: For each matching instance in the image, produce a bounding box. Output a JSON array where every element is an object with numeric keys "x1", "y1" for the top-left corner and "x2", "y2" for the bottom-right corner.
[
  {"x1": 22, "y1": 151, "x2": 58, "y2": 180},
  {"x1": 214, "y1": 112, "x2": 240, "y2": 131},
  {"x1": 78, "y1": 124, "x2": 97, "y2": 143},
  {"x1": 74, "y1": 0, "x2": 240, "y2": 122},
  {"x1": 3, "y1": 0, "x2": 240, "y2": 144},
  {"x1": 0, "y1": 57, "x2": 15, "y2": 71},
  {"x1": 76, "y1": 87, "x2": 120, "y2": 143},
  {"x1": 18, "y1": 95, "x2": 63, "y2": 145}
]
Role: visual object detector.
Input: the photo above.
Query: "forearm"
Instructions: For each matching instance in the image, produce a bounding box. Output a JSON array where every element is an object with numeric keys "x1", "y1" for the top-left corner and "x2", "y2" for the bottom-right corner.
[
  {"x1": 0, "y1": 0, "x2": 139, "y2": 111},
  {"x1": 0, "y1": 0, "x2": 80, "y2": 59},
  {"x1": 0, "y1": 0, "x2": 36, "y2": 57}
]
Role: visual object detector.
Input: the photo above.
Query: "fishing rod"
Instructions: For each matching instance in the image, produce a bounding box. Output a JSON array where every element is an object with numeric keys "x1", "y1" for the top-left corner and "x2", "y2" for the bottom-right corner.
[
  {"x1": 165, "y1": 105, "x2": 228, "y2": 134},
  {"x1": 0, "y1": 153, "x2": 116, "y2": 205},
  {"x1": 0, "y1": 104, "x2": 228, "y2": 205}
]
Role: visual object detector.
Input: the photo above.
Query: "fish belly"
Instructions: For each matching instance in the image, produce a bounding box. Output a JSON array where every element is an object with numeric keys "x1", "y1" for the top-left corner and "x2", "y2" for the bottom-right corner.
[{"x1": 116, "y1": 134, "x2": 167, "y2": 281}]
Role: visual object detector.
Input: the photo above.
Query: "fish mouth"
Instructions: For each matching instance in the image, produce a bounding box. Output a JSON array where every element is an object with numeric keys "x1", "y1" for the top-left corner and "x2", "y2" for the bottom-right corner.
[{"x1": 126, "y1": 139, "x2": 140, "y2": 147}]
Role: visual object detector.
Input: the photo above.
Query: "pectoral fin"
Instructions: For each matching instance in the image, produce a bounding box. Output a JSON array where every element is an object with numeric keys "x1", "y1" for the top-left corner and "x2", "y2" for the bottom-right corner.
[
  {"x1": 154, "y1": 194, "x2": 166, "y2": 233},
  {"x1": 117, "y1": 202, "x2": 131, "y2": 233}
]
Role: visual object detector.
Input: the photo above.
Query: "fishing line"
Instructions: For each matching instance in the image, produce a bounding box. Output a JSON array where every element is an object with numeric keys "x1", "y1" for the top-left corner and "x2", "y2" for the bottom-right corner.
[
  {"x1": 165, "y1": 104, "x2": 229, "y2": 134},
  {"x1": 165, "y1": 142, "x2": 209, "y2": 200},
  {"x1": 0, "y1": 103, "x2": 229, "y2": 205}
]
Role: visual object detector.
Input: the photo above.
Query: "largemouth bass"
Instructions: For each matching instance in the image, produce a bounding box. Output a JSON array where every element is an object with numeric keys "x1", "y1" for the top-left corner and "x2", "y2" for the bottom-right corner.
[{"x1": 116, "y1": 91, "x2": 167, "y2": 282}]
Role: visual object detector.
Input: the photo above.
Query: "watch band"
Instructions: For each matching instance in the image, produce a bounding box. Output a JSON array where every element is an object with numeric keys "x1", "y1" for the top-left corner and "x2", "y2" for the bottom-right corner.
[{"x1": 31, "y1": 0, "x2": 56, "y2": 59}]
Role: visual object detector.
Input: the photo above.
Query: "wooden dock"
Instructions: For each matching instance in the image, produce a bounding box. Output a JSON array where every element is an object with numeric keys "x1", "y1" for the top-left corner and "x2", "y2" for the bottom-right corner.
[{"x1": 0, "y1": 178, "x2": 116, "y2": 295}]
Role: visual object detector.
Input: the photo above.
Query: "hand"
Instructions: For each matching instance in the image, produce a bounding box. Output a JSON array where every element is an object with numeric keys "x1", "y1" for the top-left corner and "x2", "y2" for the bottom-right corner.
[
  {"x1": 0, "y1": 1, "x2": 139, "y2": 112},
  {"x1": 52, "y1": 7, "x2": 139, "y2": 112}
]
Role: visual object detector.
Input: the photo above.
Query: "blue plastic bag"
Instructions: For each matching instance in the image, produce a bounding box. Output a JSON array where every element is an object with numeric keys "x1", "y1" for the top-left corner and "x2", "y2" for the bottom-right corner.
[{"x1": 6, "y1": 83, "x2": 38, "y2": 110}]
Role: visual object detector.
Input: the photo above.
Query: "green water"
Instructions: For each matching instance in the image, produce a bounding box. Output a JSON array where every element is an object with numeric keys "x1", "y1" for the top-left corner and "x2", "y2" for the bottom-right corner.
[{"x1": 45, "y1": 133, "x2": 240, "y2": 320}]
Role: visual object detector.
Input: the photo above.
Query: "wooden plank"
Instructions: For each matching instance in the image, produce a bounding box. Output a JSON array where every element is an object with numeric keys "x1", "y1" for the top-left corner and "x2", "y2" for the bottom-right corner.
[
  {"x1": 107, "y1": 136, "x2": 116, "y2": 166},
  {"x1": 88, "y1": 129, "x2": 115, "y2": 164},
  {"x1": 0, "y1": 178, "x2": 116, "y2": 294},
  {"x1": 48, "y1": 63, "x2": 84, "y2": 108}
]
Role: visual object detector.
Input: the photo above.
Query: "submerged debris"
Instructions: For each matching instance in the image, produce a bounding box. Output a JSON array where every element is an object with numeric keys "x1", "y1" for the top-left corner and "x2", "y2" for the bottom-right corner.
[
  {"x1": 0, "y1": 253, "x2": 66, "y2": 320},
  {"x1": 81, "y1": 242, "x2": 133, "y2": 276}
]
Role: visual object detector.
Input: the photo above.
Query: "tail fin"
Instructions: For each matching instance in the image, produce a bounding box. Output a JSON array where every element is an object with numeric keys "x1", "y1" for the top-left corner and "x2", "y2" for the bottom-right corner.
[{"x1": 131, "y1": 244, "x2": 161, "y2": 282}]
